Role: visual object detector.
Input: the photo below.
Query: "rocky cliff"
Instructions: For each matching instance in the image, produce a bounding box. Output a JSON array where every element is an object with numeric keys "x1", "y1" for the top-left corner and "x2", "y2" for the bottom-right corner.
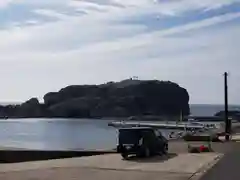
[{"x1": 0, "y1": 79, "x2": 190, "y2": 119}]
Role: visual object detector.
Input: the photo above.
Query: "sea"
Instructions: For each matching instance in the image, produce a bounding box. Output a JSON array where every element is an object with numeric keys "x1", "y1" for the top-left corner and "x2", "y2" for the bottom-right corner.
[{"x1": 0, "y1": 104, "x2": 239, "y2": 150}]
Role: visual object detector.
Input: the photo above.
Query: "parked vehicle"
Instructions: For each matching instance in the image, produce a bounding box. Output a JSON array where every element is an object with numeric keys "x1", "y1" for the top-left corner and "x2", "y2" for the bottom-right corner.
[{"x1": 116, "y1": 127, "x2": 168, "y2": 159}]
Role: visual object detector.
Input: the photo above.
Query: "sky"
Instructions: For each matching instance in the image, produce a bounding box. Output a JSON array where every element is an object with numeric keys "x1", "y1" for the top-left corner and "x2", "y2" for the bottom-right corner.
[{"x1": 0, "y1": 0, "x2": 239, "y2": 104}]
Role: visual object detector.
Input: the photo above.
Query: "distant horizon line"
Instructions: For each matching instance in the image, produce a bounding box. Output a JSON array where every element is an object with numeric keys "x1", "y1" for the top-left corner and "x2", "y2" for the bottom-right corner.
[{"x1": 190, "y1": 103, "x2": 240, "y2": 106}]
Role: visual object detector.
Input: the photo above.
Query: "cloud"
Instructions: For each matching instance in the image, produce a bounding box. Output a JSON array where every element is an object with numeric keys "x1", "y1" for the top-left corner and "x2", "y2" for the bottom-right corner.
[
  {"x1": 0, "y1": 0, "x2": 239, "y2": 104},
  {"x1": 76, "y1": 0, "x2": 240, "y2": 16},
  {"x1": 33, "y1": 9, "x2": 71, "y2": 19},
  {"x1": 0, "y1": 0, "x2": 13, "y2": 8}
]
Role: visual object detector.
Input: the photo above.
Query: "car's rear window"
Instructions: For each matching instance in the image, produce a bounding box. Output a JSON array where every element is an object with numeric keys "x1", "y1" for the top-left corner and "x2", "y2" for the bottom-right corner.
[{"x1": 118, "y1": 129, "x2": 141, "y2": 144}]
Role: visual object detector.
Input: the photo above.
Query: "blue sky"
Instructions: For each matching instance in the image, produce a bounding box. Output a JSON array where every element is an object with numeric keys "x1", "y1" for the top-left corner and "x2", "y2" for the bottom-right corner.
[{"x1": 0, "y1": 0, "x2": 239, "y2": 104}]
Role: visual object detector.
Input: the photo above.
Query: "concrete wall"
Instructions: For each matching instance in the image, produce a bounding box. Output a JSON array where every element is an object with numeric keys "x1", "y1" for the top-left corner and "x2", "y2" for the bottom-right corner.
[{"x1": 0, "y1": 150, "x2": 115, "y2": 163}]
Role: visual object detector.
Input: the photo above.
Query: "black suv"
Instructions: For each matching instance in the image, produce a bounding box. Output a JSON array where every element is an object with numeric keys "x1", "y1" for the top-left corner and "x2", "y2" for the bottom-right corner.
[{"x1": 117, "y1": 127, "x2": 168, "y2": 159}]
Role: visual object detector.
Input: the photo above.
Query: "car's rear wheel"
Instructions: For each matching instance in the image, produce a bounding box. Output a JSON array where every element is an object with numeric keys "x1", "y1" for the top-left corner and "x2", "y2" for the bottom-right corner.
[
  {"x1": 163, "y1": 144, "x2": 168, "y2": 155},
  {"x1": 144, "y1": 147, "x2": 150, "y2": 157},
  {"x1": 117, "y1": 145, "x2": 121, "y2": 153},
  {"x1": 121, "y1": 153, "x2": 128, "y2": 159}
]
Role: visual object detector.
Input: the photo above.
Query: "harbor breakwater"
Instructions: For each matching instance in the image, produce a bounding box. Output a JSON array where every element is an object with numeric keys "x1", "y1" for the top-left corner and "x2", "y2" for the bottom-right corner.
[{"x1": 0, "y1": 149, "x2": 115, "y2": 163}]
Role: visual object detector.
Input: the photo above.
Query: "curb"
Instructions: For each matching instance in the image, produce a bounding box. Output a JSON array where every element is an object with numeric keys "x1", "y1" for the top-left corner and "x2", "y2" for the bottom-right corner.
[{"x1": 188, "y1": 154, "x2": 224, "y2": 180}]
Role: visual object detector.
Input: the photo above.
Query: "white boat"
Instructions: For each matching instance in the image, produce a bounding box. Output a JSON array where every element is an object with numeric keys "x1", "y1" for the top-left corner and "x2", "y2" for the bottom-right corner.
[{"x1": 108, "y1": 121, "x2": 204, "y2": 130}]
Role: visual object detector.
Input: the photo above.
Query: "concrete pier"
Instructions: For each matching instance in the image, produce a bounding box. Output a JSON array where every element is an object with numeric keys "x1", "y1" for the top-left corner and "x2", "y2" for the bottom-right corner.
[
  {"x1": 0, "y1": 153, "x2": 222, "y2": 180},
  {"x1": 0, "y1": 149, "x2": 115, "y2": 163}
]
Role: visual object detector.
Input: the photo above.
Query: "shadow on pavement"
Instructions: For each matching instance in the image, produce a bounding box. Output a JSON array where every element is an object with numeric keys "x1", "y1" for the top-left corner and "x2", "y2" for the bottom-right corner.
[{"x1": 123, "y1": 153, "x2": 177, "y2": 163}]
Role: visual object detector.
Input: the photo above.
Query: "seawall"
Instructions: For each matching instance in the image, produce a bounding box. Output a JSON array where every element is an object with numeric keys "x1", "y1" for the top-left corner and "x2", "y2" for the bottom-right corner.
[{"x1": 0, "y1": 150, "x2": 115, "y2": 163}]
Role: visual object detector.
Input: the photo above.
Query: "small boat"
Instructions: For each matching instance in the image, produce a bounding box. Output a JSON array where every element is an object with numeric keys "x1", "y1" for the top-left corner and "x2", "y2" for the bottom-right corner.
[{"x1": 108, "y1": 121, "x2": 204, "y2": 130}]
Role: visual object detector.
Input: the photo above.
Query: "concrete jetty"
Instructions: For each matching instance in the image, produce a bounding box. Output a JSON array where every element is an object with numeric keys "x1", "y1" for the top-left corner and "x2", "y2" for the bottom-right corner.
[
  {"x1": 0, "y1": 153, "x2": 222, "y2": 180},
  {"x1": 3, "y1": 138, "x2": 240, "y2": 180},
  {"x1": 0, "y1": 149, "x2": 115, "y2": 163},
  {"x1": 2, "y1": 128, "x2": 240, "y2": 180}
]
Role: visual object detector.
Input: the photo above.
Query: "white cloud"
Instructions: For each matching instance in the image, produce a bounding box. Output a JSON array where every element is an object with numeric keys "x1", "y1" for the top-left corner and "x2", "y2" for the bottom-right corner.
[
  {"x1": 68, "y1": 1, "x2": 122, "y2": 14},
  {"x1": 0, "y1": 0, "x2": 69, "y2": 9},
  {"x1": 75, "y1": 0, "x2": 240, "y2": 16},
  {"x1": 25, "y1": 20, "x2": 39, "y2": 25},
  {"x1": 0, "y1": 0, "x2": 239, "y2": 104},
  {"x1": 0, "y1": 0, "x2": 13, "y2": 8},
  {"x1": 33, "y1": 9, "x2": 71, "y2": 19}
]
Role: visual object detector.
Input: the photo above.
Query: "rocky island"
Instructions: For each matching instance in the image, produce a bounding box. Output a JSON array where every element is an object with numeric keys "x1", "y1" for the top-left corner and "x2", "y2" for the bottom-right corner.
[{"x1": 0, "y1": 79, "x2": 190, "y2": 119}]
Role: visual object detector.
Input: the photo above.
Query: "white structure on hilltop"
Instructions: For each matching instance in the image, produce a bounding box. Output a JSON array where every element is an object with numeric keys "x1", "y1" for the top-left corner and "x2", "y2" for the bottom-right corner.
[{"x1": 131, "y1": 76, "x2": 138, "y2": 80}]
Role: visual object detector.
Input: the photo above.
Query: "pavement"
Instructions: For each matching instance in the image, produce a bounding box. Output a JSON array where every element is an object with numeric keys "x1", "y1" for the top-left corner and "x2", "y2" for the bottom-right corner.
[
  {"x1": 199, "y1": 134, "x2": 240, "y2": 180},
  {"x1": 1, "y1": 134, "x2": 240, "y2": 180},
  {"x1": 219, "y1": 133, "x2": 240, "y2": 142},
  {"x1": 0, "y1": 153, "x2": 222, "y2": 180},
  {"x1": 200, "y1": 152, "x2": 240, "y2": 180}
]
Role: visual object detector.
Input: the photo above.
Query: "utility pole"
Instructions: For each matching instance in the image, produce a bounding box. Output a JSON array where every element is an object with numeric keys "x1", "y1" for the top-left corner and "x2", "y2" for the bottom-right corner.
[{"x1": 224, "y1": 72, "x2": 231, "y2": 141}]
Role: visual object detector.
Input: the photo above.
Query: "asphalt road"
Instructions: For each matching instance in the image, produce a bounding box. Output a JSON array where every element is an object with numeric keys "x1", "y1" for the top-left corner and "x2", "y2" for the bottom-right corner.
[{"x1": 200, "y1": 143, "x2": 240, "y2": 180}]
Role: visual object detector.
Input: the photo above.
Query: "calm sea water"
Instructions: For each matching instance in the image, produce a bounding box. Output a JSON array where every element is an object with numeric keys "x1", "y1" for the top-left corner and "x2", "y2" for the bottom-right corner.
[
  {"x1": 190, "y1": 104, "x2": 240, "y2": 116},
  {"x1": 0, "y1": 104, "x2": 239, "y2": 150}
]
